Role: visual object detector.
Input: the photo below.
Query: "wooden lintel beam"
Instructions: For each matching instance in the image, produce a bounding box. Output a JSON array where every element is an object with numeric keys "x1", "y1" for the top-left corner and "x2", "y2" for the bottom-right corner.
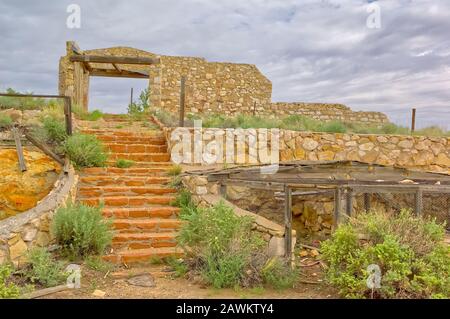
[
  {"x1": 89, "y1": 69, "x2": 149, "y2": 79},
  {"x1": 83, "y1": 62, "x2": 93, "y2": 72},
  {"x1": 70, "y1": 55, "x2": 160, "y2": 65},
  {"x1": 112, "y1": 63, "x2": 121, "y2": 72}
]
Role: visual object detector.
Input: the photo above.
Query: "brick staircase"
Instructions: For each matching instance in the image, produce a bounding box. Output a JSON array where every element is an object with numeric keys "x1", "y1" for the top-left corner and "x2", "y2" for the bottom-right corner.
[{"x1": 76, "y1": 117, "x2": 183, "y2": 264}]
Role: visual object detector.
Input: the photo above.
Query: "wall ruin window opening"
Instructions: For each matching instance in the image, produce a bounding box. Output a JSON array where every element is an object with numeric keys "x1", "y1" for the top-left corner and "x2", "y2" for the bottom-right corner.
[{"x1": 88, "y1": 77, "x2": 149, "y2": 114}]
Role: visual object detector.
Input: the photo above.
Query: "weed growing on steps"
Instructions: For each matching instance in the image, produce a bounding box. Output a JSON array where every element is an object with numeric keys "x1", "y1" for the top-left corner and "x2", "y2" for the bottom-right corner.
[
  {"x1": 174, "y1": 190, "x2": 298, "y2": 289},
  {"x1": 64, "y1": 133, "x2": 108, "y2": 168},
  {"x1": 72, "y1": 105, "x2": 103, "y2": 121},
  {"x1": 52, "y1": 203, "x2": 113, "y2": 260},
  {"x1": 167, "y1": 164, "x2": 182, "y2": 176},
  {"x1": 115, "y1": 158, "x2": 135, "y2": 168}
]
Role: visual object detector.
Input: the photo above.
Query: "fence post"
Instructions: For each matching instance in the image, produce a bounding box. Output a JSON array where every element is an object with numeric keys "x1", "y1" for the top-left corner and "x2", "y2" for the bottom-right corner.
[
  {"x1": 345, "y1": 188, "x2": 353, "y2": 217},
  {"x1": 364, "y1": 193, "x2": 371, "y2": 212},
  {"x1": 415, "y1": 188, "x2": 423, "y2": 216},
  {"x1": 12, "y1": 126, "x2": 27, "y2": 172},
  {"x1": 411, "y1": 108, "x2": 416, "y2": 133},
  {"x1": 284, "y1": 185, "x2": 292, "y2": 260},
  {"x1": 334, "y1": 187, "x2": 342, "y2": 227},
  {"x1": 64, "y1": 97, "x2": 73, "y2": 136},
  {"x1": 179, "y1": 76, "x2": 186, "y2": 127}
]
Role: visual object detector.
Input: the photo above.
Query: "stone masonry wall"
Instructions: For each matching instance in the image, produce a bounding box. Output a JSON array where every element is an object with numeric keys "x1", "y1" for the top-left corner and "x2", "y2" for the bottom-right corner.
[
  {"x1": 0, "y1": 165, "x2": 78, "y2": 266},
  {"x1": 162, "y1": 125, "x2": 450, "y2": 175},
  {"x1": 59, "y1": 42, "x2": 388, "y2": 125}
]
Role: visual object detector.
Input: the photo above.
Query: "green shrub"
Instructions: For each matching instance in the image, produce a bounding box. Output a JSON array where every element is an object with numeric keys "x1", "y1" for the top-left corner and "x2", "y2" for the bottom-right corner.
[
  {"x1": 115, "y1": 158, "x2": 134, "y2": 168},
  {"x1": 64, "y1": 133, "x2": 108, "y2": 168},
  {"x1": 261, "y1": 258, "x2": 298, "y2": 289},
  {"x1": 72, "y1": 106, "x2": 103, "y2": 121},
  {"x1": 24, "y1": 248, "x2": 66, "y2": 288},
  {"x1": 167, "y1": 164, "x2": 182, "y2": 176},
  {"x1": 179, "y1": 199, "x2": 270, "y2": 288},
  {"x1": 0, "y1": 113, "x2": 13, "y2": 128},
  {"x1": 320, "y1": 120, "x2": 347, "y2": 133},
  {"x1": 52, "y1": 203, "x2": 113, "y2": 259},
  {"x1": 414, "y1": 126, "x2": 448, "y2": 137},
  {"x1": 171, "y1": 189, "x2": 195, "y2": 210},
  {"x1": 165, "y1": 257, "x2": 189, "y2": 278},
  {"x1": 42, "y1": 116, "x2": 67, "y2": 144},
  {"x1": 0, "y1": 114, "x2": 13, "y2": 129},
  {"x1": 0, "y1": 264, "x2": 20, "y2": 299},
  {"x1": 320, "y1": 209, "x2": 450, "y2": 299},
  {"x1": 151, "y1": 108, "x2": 178, "y2": 127}
]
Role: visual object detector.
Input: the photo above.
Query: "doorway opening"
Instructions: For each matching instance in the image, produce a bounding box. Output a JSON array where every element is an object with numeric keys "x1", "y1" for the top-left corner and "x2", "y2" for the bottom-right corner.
[{"x1": 89, "y1": 78, "x2": 149, "y2": 114}]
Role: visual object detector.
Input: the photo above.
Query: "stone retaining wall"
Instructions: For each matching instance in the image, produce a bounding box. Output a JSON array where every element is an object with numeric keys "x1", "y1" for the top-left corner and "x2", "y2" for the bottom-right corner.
[
  {"x1": 161, "y1": 124, "x2": 450, "y2": 174},
  {"x1": 0, "y1": 165, "x2": 78, "y2": 266},
  {"x1": 181, "y1": 175, "x2": 296, "y2": 258}
]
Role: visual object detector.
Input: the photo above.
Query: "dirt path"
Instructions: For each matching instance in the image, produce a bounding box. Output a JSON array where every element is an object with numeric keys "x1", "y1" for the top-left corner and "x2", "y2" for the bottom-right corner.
[{"x1": 40, "y1": 264, "x2": 338, "y2": 299}]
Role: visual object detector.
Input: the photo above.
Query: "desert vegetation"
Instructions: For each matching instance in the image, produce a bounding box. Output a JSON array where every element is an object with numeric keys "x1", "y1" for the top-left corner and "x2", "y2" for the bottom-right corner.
[
  {"x1": 321, "y1": 209, "x2": 449, "y2": 299},
  {"x1": 0, "y1": 203, "x2": 114, "y2": 298},
  {"x1": 173, "y1": 190, "x2": 298, "y2": 289},
  {"x1": 151, "y1": 108, "x2": 450, "y2": 137}
]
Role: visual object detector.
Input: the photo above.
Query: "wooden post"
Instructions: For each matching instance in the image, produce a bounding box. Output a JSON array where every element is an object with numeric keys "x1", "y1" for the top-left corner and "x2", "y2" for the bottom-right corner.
[
  {"x1": 23, "y1": 130, "x2": 65, "y2": 165},
  {"x1": 64, "y1": 97, "x2": 73, "y2": 136},
  {"x1": 179, "y1": 76, "x2": 186, "y2": 127},
  {"x1": 334, "y1": 187, "x2": 342, "y2": 227},
  {"x1": 415, "y1": 188, "x2": 423, "y2": 216},
  {"x1": 219, "y1": 183, "x2": 227, "y2": 199},
  {"x1": 12, "y1": 126, "x2": 27, "y2": 172},
  {"x1": 345, "y1": 188, "x2": 353, "y2": 217},
  {"x1": 411, "y1": 108, "x2": 416, "y2": 133},
  {"x1": 284, "y1": 185, "x2": 292, "y2": 260},
  {"x1": 130, "y1": 87, "x2": 134, "y2": 106},
  {"x1": 364, "y1": 193, "x2": 371, "y2": 212}
]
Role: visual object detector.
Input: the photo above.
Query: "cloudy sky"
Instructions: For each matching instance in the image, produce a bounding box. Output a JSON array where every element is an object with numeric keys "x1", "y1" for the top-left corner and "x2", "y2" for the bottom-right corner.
[{"x1": 0, "y1": 0, "x2": 449, "y2": 128}]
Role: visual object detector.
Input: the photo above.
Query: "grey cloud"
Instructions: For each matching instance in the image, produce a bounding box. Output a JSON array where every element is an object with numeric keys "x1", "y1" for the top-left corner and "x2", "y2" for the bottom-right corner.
[{"x1": 0, "y1": 0, "x2": 449, "y2": 128}]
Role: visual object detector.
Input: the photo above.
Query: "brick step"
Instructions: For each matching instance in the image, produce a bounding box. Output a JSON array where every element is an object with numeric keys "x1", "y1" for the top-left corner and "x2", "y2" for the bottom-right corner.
[
  {"x1": 105, "y1": 161, "x2": 175, "y2": 168},
  {"x1": 96, "y1": 135, "x2": 166, "y2": 144},
  {"x1": 112, "y1": 218, "x2": 183, "y2": 233},
  {"x1": 103, "y1": 207, "x2": 180, "y2": 219},
  {"x1": 78, "y1": 186, "x2": 177, "y2": 197},
  {"x1": 81, "y1": 129, "x2": 163, "y2": 137},
  {"x1": 79, "y1": 195, "x2": 176, "y2": 207},
  {"x1": 111, "y1": 232, "x2": 178, "y2": 250},
  {"x1": 103, "y1": 247, "x2": 183, "y2": 264},
  {"x1": 109, "y1": 153, "x2": 170, "y2": 162},
  {"x1": 105, "y1": 143, "x2": 167, "y2": 153},
  {"x1": 80, "y1": 176, "x2": 170, "y2": 187},
  {"x1": 81, "y1": 167, "x2": 171, "y2": 176}
]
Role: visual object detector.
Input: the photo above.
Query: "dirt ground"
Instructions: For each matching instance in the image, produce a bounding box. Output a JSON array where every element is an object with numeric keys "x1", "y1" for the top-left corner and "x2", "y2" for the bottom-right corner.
[{"x1": 39, "y1": 262, "x2": 338, "y2": 299}]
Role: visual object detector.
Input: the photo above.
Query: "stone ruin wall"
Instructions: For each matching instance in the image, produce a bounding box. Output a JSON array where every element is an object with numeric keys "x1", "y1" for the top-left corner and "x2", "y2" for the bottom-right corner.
[
  {"x1": 161, "y1": 126, "x2": 450, "y2": 175},
  {"x1": 59, "y1": 42, "x2": 388, "y2": 126}
]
